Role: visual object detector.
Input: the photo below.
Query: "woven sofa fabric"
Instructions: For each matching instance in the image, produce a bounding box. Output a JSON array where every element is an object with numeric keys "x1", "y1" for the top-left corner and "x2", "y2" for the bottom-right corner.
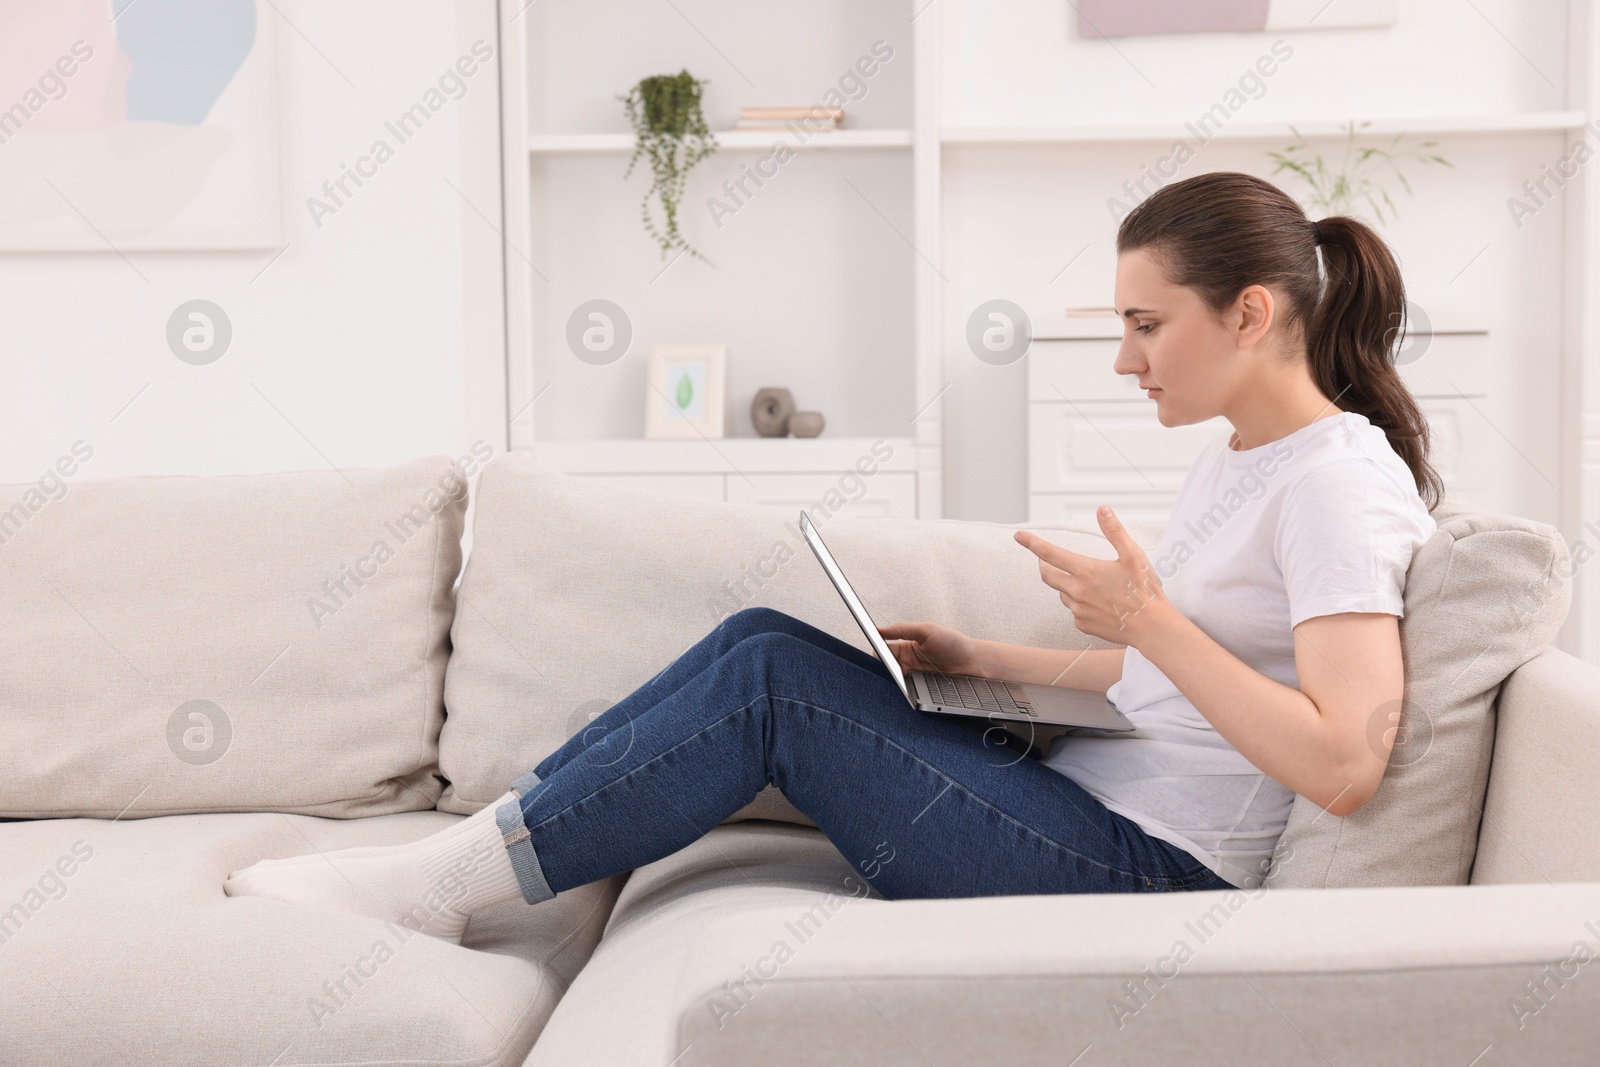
[
  {"x1": 1265, "y1": 505, "x2": 1572, "y2": 889},
  {"x1": 521, "y1": 819, "x2": 1600, "y2": 1066},
  {"x1": 0, "y1": 811, "x2": 623, "y2": 1066},
  {"x1": 1472, "y1": 647, "x2": 1600, "y2": 884},
  {"x1": 523, "y1": 823, "x2": 871, "y2": 1067},
  {"x1": 0, "y1": 457, "x2": 465, "y2": 819},
  {"x1": 666, "y1": 876, "x2": 1600, "y2": 1067},
  {"x1": 438, "y1": 457, "x2": 1141, "y2": 818}
]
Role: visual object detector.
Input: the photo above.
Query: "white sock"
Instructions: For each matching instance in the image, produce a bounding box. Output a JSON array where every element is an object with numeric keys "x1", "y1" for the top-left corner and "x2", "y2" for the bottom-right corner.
[{"x1": 224, "y1": 791, "x2": 527, "y2": 943}]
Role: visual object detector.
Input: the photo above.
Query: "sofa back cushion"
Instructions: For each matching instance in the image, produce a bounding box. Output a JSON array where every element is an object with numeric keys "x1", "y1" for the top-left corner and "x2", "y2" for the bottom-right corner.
[
  {"x1": 437, "y1": 457, "x2": 1136, "y2": 818},
  {"x1": 443, "y1": 465, "x2": 1572, "y2": 893},
  {"x1": 0, "y1": 457, "x2": 466, "y2": 820},
  {"x1": 1264, "y1": 500, "x2": 1571, "y2": 888}
]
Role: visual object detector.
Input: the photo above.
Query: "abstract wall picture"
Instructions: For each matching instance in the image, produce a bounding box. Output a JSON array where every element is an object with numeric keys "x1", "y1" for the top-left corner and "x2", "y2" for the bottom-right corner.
[
  {"x1": 0, "y1": 0, "x2": 280, "y2": 250},
  {"x1": 645, "y1": 345, "x2": 727, "y2": 439},
  {"x1": 1077, "y1": 0, "x2": 1399, "y2": 38}
]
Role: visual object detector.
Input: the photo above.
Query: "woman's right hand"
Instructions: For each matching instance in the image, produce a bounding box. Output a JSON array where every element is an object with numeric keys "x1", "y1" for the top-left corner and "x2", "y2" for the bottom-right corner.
[{"x1": 877, "y1": 621, "x2": 987, "y2": 677}]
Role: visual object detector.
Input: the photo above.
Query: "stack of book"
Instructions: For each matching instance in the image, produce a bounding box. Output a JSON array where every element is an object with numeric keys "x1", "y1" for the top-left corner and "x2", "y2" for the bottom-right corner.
[{"x1": 735, "y1": 105, "x2": 844, "y2": 131}]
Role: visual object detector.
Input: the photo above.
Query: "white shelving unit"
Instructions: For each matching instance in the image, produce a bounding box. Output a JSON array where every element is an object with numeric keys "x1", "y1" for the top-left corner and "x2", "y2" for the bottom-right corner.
[
  {"x1": 528, "y1": 129, "x2": 912, "y2": 153},
  {"x1": 500, "y1": 0, "x2": 937, "y2": 519},
  {"x1": 495, "y1": 0, "x2": 1600, "y2": 658},
  {"x1": 943, "y1": 111, "x2": 1591, "y2": 144}
]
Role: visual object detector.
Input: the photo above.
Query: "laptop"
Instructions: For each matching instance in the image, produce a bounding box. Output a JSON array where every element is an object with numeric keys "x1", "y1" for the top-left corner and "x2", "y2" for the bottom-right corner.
[{"x1": 799, "y1": 511, "x2": 1135, "y2": 732}]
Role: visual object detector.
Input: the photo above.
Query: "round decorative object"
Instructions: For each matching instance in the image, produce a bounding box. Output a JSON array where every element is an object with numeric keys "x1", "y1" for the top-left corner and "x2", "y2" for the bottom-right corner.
[
  {"x1": 750, "y1": 387, "x2": 795, "y2": 437},
  {"x1": 789, "y1": 411, "x2": 825, "y2": 438}
]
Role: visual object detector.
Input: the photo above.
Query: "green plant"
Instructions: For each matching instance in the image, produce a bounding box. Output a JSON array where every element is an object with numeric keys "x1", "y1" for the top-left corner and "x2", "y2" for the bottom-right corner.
[
  {"x1": 1268, "y1": 120, "x2": 1453, "y2": 225},
  {"x1": 620, "y1": 71, "x2": 717, "y2": 262}
]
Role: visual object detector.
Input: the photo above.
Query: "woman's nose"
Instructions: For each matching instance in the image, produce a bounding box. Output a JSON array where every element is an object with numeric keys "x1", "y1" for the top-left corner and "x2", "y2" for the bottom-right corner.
[{"x1": 1113, "y1": 340, "x2": 1144, "y2": 377}]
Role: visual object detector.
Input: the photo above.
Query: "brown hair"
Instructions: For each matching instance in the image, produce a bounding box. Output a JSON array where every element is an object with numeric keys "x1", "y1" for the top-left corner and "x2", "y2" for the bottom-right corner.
[{"x1": 1116, "y1": 171, "x2": 1442, "y2": 508}]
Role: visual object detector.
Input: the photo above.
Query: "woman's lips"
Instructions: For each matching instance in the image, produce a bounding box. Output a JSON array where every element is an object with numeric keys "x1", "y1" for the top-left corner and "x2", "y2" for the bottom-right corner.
[{"x1": 1146, "y1": 388, "x2": 1162, "y2": 399}]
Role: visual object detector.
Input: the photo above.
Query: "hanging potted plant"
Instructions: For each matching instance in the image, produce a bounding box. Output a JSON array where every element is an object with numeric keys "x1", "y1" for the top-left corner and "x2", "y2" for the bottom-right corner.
[{"x1": 620, "y1": 70, "x2": 717, "y2": 262}]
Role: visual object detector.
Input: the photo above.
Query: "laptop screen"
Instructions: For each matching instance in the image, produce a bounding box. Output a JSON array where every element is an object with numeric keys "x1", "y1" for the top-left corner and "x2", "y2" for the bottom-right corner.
[{"x1": 798, "y1": 511, "x2": 914, "y2": 707}]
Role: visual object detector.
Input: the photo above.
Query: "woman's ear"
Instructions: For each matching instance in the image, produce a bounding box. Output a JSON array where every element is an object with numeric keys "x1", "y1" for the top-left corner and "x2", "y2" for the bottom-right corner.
[{"x1": 1234, "y1": 284, "x2": 1276, "y2": 349}]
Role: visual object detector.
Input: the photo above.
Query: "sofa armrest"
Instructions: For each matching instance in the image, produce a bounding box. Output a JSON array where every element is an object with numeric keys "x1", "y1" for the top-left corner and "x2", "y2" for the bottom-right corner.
[
  {"x1": 670, "y1": 883, "x2": 1600, "y2": 1066},
  {"x1": 1475, "y1": 647, "x2": 1600, "y2": 884}
]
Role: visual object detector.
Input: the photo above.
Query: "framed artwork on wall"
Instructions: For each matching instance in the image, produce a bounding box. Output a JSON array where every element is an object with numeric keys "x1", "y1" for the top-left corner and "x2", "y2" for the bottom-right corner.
[
  {"x1": 0, "y1": 0, "x2": 281, "y2": 250},
  {"x1": 645, "y1": 345, "x2": 726, "y2": 439},
  {"x1": 1076, "y1": 0, "x2": 1399, "y2": 38}
]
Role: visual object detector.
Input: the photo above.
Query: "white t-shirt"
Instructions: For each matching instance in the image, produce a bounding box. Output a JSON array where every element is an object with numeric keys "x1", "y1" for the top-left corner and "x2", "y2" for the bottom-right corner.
[{"x1": 1042, "y1": 410, "x2": 1437, "y2": 889}]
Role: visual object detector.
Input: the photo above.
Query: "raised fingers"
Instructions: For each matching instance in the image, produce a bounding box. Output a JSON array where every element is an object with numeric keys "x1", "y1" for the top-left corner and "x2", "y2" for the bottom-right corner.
[
  {"x1": 1095, "y1": 505, "x2": 1148, "y2": 563},
  {"x1": 1014, "y1": 529, "x2": 1094, "y2": 575}
]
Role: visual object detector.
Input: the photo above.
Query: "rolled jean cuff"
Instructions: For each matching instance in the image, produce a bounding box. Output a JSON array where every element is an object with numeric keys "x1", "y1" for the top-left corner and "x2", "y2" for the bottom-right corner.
[{"x1": 495, "y1": 770, "x2": 555, "y2": 905}]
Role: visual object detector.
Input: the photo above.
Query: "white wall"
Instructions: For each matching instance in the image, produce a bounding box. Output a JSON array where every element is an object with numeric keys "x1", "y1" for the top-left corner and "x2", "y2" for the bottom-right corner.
[
  {"x1": 6, "y1": 0, "x2": 1582, "y2": 536},
  {"x1": 941, "y1": 0, "x2": 1567, "y2": 127},
  {"x1": 0, "y1": 0, "x2": 505, "y2": 488},
  {"x1": 935, "y1": 0, "x2": 1576, "y2": 524}
]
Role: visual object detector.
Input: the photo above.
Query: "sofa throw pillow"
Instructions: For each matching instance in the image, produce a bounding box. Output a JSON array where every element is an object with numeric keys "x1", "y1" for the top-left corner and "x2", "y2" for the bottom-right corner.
[
  {"x1": 1265, "y1": 499, "x2": 1572, "y2": 888},
  {"x1": 0, "y1": 456, "x2": 468, "y2": 820},
  {"x1": 437, "y1": 456, "x2": 1145, "y2": 822}
]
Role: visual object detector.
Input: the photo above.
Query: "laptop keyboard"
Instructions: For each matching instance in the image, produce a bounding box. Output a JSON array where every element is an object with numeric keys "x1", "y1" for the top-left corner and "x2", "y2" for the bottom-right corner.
[{"x1": 924, "y1": 672, "x2": 1035, "y2": 716}]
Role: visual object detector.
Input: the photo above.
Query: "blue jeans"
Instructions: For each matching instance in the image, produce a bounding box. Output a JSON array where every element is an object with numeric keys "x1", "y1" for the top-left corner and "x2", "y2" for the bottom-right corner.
[{"x1": 493, "y1": 607, "x2": 1235, "y2": 903}]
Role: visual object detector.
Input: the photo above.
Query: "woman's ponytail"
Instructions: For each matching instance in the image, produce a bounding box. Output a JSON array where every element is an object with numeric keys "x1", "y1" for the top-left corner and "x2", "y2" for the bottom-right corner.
[
  {"x1": 1117, "y1": 172, "x2": 1443, "y2": 509},
  {"x1": 1307, "y1": 215, "x2": 1443, "y2": 508}
]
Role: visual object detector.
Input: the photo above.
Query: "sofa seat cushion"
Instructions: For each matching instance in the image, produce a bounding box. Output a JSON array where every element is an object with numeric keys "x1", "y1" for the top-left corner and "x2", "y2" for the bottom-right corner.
[
  {"x1": 525, "y1": 822, "x2": 879, "y2": 1066},
  {"x1": 0, "y1": 811, "x2": 623, "y2": 1066},
  {"x1": 666, "y1": 881, "x2": 1600, "y2": 1067}
]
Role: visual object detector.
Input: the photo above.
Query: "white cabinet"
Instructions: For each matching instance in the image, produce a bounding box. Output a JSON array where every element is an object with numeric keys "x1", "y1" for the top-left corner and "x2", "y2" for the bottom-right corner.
[
  {"x1": 583, "y1": 473, "x2": 725, "y2": 501},
  {"x1": 1027, "y1": 404, "x2": 1228, "y2": 494},
  {"x1": 1027, "y1": 337, "x2": 1222, "y2": 522},
  {"x1": 1027, "y1": 493, "x2": 1180, "y2": 528},
  {"x1": 532, "y1": 437, "x2": 919, "y2": 518},
  {"x1": 1026, "y1": 330, "x2": 1539, "y2": 526},
  {"x1": 1414, "y1": 398, "x2": 1495, "y2": 494},
  {"x1": 725, "y1": 472, "x2": 916, "y2": 517}
]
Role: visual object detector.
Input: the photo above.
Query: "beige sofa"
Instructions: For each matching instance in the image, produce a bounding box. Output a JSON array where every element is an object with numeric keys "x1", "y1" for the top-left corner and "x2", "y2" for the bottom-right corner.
[{"x1": 1, "y1": 454, "x2": 1596, "y2": 1066}]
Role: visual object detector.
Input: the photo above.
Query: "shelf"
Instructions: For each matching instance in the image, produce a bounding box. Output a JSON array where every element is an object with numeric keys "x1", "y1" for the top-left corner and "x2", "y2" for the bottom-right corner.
[
  {"x1": 528, "y1": 436, "x2": 917, "y2": 475},
  {"x1": 942, "y1": 111, "x2": 1591, "y2": 145},
  {"x1": 528, "y1": 129, "x2": 912, "y2": 154}
]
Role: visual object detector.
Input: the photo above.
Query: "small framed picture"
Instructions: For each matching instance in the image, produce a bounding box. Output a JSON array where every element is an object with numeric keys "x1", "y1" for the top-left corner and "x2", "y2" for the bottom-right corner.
[{"x1": 645, "y1": 345, "x2": 726, "y2": 439}]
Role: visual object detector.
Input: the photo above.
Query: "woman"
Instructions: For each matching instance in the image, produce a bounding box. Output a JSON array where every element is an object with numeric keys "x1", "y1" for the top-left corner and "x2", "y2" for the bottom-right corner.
[{"x1": 225, "y1": 172, "x2": 1439, "y2": 940}]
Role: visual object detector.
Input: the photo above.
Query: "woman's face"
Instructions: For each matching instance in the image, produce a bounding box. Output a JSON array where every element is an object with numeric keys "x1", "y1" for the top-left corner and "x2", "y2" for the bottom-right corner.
[{"x1": 1112, "y1": 247, "x2": 1267, "y2": 428}]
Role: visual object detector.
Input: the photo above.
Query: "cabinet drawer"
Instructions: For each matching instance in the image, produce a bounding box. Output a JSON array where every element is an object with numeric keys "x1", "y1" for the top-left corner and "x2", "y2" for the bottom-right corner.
[
  {"x1": 1397, "y1": 332, "x2": 1488, "y2": 397},
  {"x1": 1418, "y1": 397, "x2": 1496, "y2": 494},
  {"x1": 1026, "y1": 400, "x2": 1490, "y2": 503},
  {"x1": 1029, "y1": 403, "x2": 1226, "y2": 493},
  {"x1": 725, "y1": 472, "x2": 917, "y2": 518},
  {"x1": 581, "y1": 473, "x2": 726, "y2": 501},
  {"x1": 1027, "y1": 333, "x2": 1491, "y2": 402},
  {"x1": 1028, "y1": 493, "x2": 1178, "y2": 528},
  {"x1": 1028, "y1": 339, "x2": 1133, "y2": 401}
]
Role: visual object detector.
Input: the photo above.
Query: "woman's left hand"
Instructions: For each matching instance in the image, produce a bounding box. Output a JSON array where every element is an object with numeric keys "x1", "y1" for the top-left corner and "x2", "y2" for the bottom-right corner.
[{"x1": 1014, "y1": 505, "x2": 1170, "y2": 647}]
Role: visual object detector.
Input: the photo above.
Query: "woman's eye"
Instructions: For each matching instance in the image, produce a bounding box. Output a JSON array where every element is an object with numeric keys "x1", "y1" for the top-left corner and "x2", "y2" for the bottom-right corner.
[{"x1": 1136, "y1": 323, "x2": 1155, "y2": 334}]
